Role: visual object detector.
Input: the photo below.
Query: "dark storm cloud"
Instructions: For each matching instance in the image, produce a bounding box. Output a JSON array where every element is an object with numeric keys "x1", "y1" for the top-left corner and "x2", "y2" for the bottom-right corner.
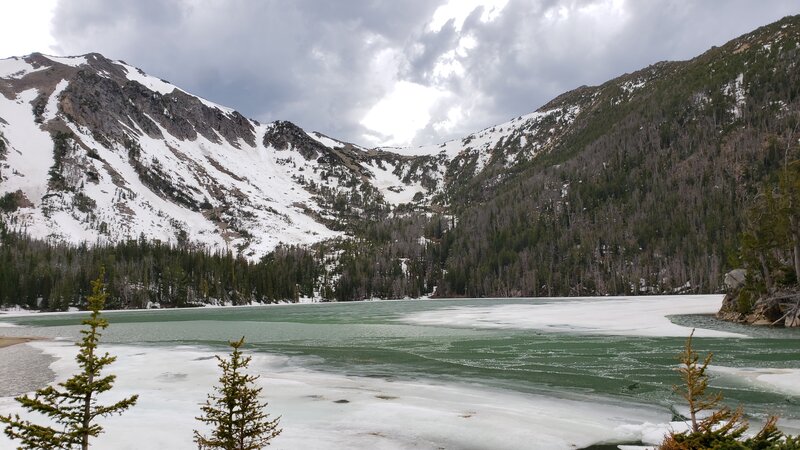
[
  {"x1": 50, "y1": 0, "x2": 439, "y2": 142},
  {"x1": 49, "y1": 0, "x2": 799, "y2": 146},
  {"x1": 408, "y1": 0, "x2": 800, "y2": 136}
]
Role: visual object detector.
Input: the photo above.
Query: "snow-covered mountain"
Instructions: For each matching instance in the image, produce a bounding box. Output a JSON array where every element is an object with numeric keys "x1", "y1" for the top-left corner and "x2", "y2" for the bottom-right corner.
[
  {"x1": 0, "y1": 52, "x2": 587, "y2": 258},
  {"x1": 0, "y1": 53, "x2": 430, "y2": 258}
]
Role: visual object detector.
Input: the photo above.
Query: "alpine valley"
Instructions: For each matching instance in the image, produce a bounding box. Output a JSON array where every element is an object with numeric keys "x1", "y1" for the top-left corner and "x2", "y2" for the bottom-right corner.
[{"x1": 1, "y1": 15, "x2": 800, "y2": 308}]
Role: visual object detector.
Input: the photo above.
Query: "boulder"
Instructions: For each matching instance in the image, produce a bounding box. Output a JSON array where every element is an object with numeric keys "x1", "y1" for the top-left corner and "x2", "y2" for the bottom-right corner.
[{"x1": 724, "y1": 269, "x2": 747, "y2": 291}]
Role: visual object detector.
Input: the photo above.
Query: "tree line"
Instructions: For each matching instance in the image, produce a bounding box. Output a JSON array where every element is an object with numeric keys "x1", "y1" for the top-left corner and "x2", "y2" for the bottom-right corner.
[
  {"x1": 0, "y1": 229, "x2": 318, "y2": 309},
  {"x1": 0, "y1": 212, "x2": 452, "y2": 309}
]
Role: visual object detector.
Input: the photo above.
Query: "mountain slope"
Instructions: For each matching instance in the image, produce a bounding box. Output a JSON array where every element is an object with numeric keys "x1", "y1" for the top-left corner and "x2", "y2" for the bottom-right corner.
[
  {"x1": 433, "y1": 15, "x2": 800, "y2": 296},
  {"x1": 0, "y1": 53, "x2": 447, "y2": 258}
]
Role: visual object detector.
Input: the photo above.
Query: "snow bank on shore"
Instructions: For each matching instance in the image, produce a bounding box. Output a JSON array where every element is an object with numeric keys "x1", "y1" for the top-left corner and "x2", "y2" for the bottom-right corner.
[{"x1": 0, "y1": 341, "x2": 673, "y2": 449}]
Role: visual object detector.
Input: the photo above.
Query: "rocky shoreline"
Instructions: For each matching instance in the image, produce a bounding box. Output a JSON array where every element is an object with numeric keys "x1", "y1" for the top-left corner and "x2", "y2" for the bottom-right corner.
[{"x1": 717, "y1": 270, "x2": 800, "y2": 327}]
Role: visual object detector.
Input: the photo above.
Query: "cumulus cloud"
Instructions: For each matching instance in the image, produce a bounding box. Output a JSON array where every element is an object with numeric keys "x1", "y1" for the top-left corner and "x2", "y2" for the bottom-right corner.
[
  {"x1": 47, "y1": 0, "x2": 798, "y2": 147},
  {"x1": 0, "y1": 1, "x2": 58, "y2": 58},
  {"x1": 49, "y1": 0, "x2": 438, "y2": 145}
]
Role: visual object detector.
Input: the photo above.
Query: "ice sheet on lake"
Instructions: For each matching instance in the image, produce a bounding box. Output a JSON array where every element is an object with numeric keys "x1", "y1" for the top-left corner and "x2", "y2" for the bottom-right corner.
[
  {"x1": 0, "y1": 341, "x2": 674, "y2": 450},
  {"x1": 710, "y1": 366, "x2": 800, "y2": 396},
  {"x1": 0, "y1": 344, "x2": 55, "y2": 397},
  {"x1": 400, "y1": 295, "x2": 744, "y2": 337}
]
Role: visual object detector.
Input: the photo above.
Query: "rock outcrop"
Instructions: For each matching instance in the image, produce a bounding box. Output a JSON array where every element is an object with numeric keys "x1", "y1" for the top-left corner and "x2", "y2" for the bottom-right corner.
[{"x1": 717, "y1": 269, "x2": 800, "y2": 327}]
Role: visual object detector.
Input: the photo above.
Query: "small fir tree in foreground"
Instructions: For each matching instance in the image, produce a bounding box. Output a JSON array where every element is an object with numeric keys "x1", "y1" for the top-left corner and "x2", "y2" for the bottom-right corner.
[
  {"x1": 659, "y1": 329, "x2": 788, "y2": 449},
  {"x1": 0, "y1": 268, "x2": 138, "y2": 450},
  {"x1": 194, "y1": 337, "x2": 281, "y2": 450}
]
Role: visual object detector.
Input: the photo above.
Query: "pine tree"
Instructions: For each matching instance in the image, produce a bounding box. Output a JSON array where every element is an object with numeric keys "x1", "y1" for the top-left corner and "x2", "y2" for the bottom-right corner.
[
  {"x1": 741, "y1": 188, "x2": 784, "y2": 291},
  {"x1": 194, "y1": 337, "x2": 281, "y2": 450},
  {"x1": 659, "y1": 330, "x2": 784, "y2": 449},
  {"x1": 0, "y1": 268, "x2": 138, "y2": 449},
  {"x1": 673, "y1": 329, "x2": 729, "y2": 434}
]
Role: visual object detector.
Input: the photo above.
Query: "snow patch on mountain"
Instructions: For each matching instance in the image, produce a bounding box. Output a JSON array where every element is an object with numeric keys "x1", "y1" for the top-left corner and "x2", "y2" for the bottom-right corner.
[
  {"x1": 723, "y1": 73, "x2": 746, "y2": 119},
  {"x1": 0, "y1": 57, "x2": 46, "y2": 79},
  {"x1": 309, "y1": 132, "x2": 345, "y2": 149},
  {"x1": 121, "y1": 65, "x2": 177, "y2": 96},
  {"x1": 0, "y1": 88, "x2": 56, "y2": 205},
  {"x1": 44, "y1": 80, "x2": 69, "y2": 122},
  {"x1": 43, "y1": 55, "x2": 89, "y2": 68},
  {"x1": 365, "y1": 160, "x2": 425, "y2": 206},
  {"x1": 621, "y1": 79, "x2": 647, "y2": 95}
]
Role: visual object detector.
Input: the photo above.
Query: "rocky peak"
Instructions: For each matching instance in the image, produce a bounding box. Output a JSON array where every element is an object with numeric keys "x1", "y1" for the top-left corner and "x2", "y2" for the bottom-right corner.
[{"x1": 263, "y1": 120, "x2": 329, "y2": 160}]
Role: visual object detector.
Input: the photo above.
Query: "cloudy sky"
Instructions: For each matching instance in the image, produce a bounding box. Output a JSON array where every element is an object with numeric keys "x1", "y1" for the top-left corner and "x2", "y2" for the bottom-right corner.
[{"x1": 1, "y1": 1, "x2": 797, "y2": 147}]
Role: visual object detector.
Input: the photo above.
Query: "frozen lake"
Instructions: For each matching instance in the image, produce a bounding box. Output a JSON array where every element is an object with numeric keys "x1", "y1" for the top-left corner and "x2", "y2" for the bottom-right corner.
[{"x1": 1, "y1": 295, "x2": 799, "y2": 449}]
